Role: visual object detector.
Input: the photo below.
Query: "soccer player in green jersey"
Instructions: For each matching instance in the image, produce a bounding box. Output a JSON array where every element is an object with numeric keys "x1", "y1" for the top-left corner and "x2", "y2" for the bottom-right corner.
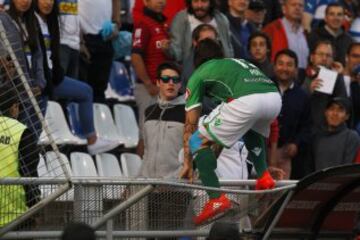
[{"x1": 179, "y1": 39, "x2": 282, "y2": 225}]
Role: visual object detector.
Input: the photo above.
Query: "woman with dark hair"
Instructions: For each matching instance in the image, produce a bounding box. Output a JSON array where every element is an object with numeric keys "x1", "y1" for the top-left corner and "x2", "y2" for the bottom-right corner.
[
  {"x1": 34, "y1": 0, "x2": 119, "y2": 155},
  {"x1": 7, "y1": 0, "x2": 48, "y2": 138}
]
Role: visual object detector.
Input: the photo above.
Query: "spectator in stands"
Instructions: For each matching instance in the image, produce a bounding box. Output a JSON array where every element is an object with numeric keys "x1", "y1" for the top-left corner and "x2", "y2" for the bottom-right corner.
[
  {"x1": 273, "y1": 49, "x2": 312, "y2": 179},
  {"x1": 247, "y1": 31, "x2": 274, "y2": 78},
  {"x1": 339, "y1": 0, "x2": 359, "y2": 24},
  {"x1": 303, "y1": 40, "x2": 347, "y2": 130},
  {"x1": 308, "y1": 97, "x2": 360, "y2": 172},
  {"x1": 78, "y1": 0, "x2": 121, "y2": 101},
  {"x1": 138, "y1": 62, "x2": 184, "y2": 178},
  {"x1": 7, "y1": 0, "x2": 48, "y2": 137},
  {"x1": 263, "y1": 0, "x2": 309, "y2": 71},
  {"x1": 303, "y1": 0, "x2": 337, "y2": 32},
  {"x1": 132, "y1": 0, "x2": 186, "y2": 25},
  {"x1": 307, "y1": 3, "x2": 353, "y2": 65},
  {"x1": 137, "y1": 62, "x2": 190, "y2": 233},
  {"x1": 186, "y1": 24, "x2": 220, "y2": 114},
  {"x1": 169, "y1": 0, "x2": 234, "y2": 64},
  {"x1": 57, "y1": 0, "x2": 80, "y2": 79},
  {"x1": 131, "y1": 0, "x2": 170, "y2": 156},
  {"x1": 247, "y1": 31, "x2": 280, "y2": 167},
  {"x1": 182, "y1": 23, "x2": 219, "y2": 87},
  {"x1": 344, "y1": 42, "x2": 360, "y2": 133},
  {"x1": 0, "y1": 85, "x2": 40, "y2": 227},
  {"x1": 35, "y1": 0, "x2": 118, "y2": 155},
  {"x1": 226, "y1": 0, "x2": 256, "y2": 58},
  {"x1": 61, "y1": 222, "x2": 95, "y2": 240},
  {"x1": 245, "y1": 0, "x2": 267, "y2": 30}
]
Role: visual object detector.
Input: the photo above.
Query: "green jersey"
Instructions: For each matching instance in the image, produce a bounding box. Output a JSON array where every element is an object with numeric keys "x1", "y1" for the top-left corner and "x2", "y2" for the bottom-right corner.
[{"x1": 185, "y1": 58, "x2": 278, "y2": 111}]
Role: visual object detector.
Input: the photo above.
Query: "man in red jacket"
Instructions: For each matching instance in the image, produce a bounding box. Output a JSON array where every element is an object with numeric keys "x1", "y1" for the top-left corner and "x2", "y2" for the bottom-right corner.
[
  {"x1": 131, "y1": 0, "x2": 171, "y2": 156},
  {"x1": 262, "y1": 0, "x2": 309, "y2": 70}
]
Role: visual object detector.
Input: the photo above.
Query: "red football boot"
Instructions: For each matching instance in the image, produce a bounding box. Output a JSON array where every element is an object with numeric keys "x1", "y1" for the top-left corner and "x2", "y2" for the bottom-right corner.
[
  {"x1": 255, "y1": 170, "x2": 275, "y2": 190},
  {"x1": 193, "y1": 193, "x2": 231, "y2": 225}
]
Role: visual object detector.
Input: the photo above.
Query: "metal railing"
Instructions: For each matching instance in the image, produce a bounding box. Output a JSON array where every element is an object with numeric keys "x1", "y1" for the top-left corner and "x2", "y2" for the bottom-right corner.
[{"x1": 0, "y1": 178, "x2": 297, "y2": 239}]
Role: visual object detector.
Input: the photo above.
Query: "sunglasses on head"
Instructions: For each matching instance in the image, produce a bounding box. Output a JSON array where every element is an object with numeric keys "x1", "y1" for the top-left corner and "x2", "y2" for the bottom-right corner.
[{"x1": 159, "y1": 75, "x2": 181, "y2": 83}]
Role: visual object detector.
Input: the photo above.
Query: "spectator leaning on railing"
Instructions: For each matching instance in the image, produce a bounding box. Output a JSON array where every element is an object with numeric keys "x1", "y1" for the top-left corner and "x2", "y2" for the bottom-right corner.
[{"x1": 138, "y1": 62, "x2": 185, "y2": 179}]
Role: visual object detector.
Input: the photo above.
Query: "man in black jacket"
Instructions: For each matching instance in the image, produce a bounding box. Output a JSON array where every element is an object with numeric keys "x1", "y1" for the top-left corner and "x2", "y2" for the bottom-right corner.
[
  {"x1": 307, "y1": 3, "x2": 353, "y2": 65},
  {"x1": 273, "y1": 49, "x2": 311, "y2": 179}
]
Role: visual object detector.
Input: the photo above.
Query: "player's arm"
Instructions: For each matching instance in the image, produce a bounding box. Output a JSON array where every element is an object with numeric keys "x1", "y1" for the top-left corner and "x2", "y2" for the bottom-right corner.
[
  {"x1": 180, "y1": 106, "x2": 201, "y2": 181},
  {"x1": 180, "y1": 72, "x2": 205, "y2": 180}
]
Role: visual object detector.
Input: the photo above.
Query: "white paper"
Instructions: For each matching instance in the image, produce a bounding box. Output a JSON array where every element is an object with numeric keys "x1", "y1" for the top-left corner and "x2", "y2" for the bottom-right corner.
[{"x1": 315, "y1": 66, "x2": 338, "y2": 95}]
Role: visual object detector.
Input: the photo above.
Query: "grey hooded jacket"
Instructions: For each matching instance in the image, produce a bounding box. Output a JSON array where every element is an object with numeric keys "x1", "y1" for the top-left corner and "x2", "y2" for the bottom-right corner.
[
  {"x1": 139, "y1": 95, "x2": 185, "y2": 179},
  {"x1": 169, "y1": 9, "x2": 234, "y2": 63}
]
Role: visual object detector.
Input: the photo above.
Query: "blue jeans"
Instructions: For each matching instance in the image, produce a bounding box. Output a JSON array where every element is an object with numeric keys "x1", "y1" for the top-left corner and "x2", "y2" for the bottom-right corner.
[{"x1": 53, "y1": 77, "x2": 95, "y2": 137}]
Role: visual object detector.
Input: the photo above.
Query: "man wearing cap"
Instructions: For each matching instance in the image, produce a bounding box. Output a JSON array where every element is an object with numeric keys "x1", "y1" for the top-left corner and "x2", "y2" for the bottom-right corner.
[
  {"x1": 308, "y1": 97, "x2": 360, "y2": 172},
  {"x1": 246, "y1": 0, "x2": 267, "y2": 30}
]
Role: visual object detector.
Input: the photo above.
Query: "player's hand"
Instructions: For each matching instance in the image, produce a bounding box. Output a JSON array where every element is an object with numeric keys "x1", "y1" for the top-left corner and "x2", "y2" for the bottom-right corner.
[
  {"x1": 179, "y1": 164, "x2": 193, "y2": 183},
  {"x1": 144, "y1": 82, "x2": 159, "y2": 96},
  {"x1": 310, "y1": 78, "x2": 323, "y2": 93},
  {"x1": 268, "y1": 166, "x2": 285, "y2": 180}
]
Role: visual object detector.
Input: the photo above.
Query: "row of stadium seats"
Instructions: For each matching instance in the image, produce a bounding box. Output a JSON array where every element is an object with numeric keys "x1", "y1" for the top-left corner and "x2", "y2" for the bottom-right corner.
[
  {"x1": 39, "y1": 151, "x2": 142, "y2": 178},
  {"x1": 39, "y1": 101, "x2": 139, "y2": 148},
  {"x1": 38, "y1": 151, "x2": 142, "y2": 200}
]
